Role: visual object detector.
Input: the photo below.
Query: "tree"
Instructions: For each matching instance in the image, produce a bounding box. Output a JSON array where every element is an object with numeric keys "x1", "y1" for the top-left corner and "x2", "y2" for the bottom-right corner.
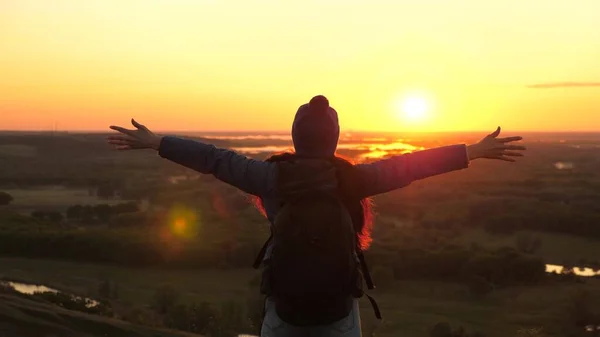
[
  {"x1": 209, "y1": 301, "x2": 247, "y2": 337},
  {"x1": 152, "y1": 284, "x2": 180, "y2": 315},
  {"x1": 566, "y1": 288, "x2": 598, "y2": 327},
  {"x1": 111, "y1": 282, "x2": 119, "y2": 300},
  {"x1": 66, "y1": 205, "x2": 84, "y2": 219},
  {"x1": 98, "y1": 279, "x2": 111, "y2": 299},
  {"x1": 194, "y1": 302, "x2": 219, "y2": 334},
  {"x1": 515, "y1": 234, "x2": 542, "y2": 254},
  {"x1": 0, "y1": 192, "x2": 13, "y2": 206},
  {"x1": 516, "y1": 328, "x2": 546, "y2": 337},
  {"x1": 109, "y1": 212, "x2": 148, "y2": 227},
  {"x1": 111, "y1": 202, "x2": 139, "y2": 214},
  {"x1": 31, "y1": 210, "x2": 46, "y2": 219},
  {"x1": 81, "y1": 205, "x2": 95, "y2": 224},
  {"x1": 94, "y1": 204, "x2": 112, "y2": 222},
  {"x1": 165, "y1": 304, "x2": 192, "y2": 331},
  {"x1": 46, "y1": 211, "x2": 63, "y2": 223},
  {"x1": 466, "y1": 275, "x2": 494, "y2": 297},
  {"x1": 97, "y1": 184, "x2": 115, "y2": 199},
  {"x1": 430, "y1": 322, "x2": 453, "y2": 337}
]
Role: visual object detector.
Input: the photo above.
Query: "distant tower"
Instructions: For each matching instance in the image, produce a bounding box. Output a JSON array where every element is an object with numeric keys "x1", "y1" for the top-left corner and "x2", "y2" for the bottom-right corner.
[{"x1": 51, "y1": 120, "x2": 61, "y2": 181}]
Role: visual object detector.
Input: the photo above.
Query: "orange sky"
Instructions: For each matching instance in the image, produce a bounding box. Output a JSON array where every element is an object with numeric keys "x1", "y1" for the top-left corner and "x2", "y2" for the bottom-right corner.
[{"x1": 1, "y1": 0, "x2": 600, "y2": 132}]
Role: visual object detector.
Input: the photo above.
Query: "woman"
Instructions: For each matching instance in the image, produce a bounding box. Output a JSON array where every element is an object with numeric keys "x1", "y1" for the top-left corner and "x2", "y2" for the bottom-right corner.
[{"x1": 107, "y1": 95, "x2": 525, "y2": 336}]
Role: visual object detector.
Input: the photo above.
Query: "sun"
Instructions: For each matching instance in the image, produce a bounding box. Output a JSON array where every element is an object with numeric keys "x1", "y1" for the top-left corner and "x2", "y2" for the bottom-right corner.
[{"x1": 396, "y1": 94, "x2": 431, "y2": 123}]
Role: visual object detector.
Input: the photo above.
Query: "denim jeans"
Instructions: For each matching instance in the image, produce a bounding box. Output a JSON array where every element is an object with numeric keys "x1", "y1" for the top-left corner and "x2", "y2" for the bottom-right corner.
[{"x1": 260, "y1": 297, "x2": 362, "y2": 337}]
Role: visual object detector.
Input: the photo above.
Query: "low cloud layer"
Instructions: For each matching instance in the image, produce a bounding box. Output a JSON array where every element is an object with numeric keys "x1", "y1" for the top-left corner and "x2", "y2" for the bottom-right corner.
[{"x1": 527, "y1": 82, "x2": 600, "y2": 89}]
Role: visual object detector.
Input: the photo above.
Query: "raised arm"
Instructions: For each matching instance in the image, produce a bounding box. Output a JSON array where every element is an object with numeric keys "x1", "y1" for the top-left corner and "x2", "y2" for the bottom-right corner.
[
  {"x1": 107, "y1": 119, "x2": 276, "y2": 197},
  {"x1": 355, "y1": 127, "x2": 525, "y2": 198},
  {"x1": 354, "y1": 144, "x2": 469, "y2": 198}
]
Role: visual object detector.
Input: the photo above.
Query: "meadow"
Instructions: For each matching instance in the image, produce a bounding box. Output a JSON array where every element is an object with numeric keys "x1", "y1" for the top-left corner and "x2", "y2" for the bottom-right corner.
[{"x1": 1, "y1": 131, "x2": 600, "y2": 337}]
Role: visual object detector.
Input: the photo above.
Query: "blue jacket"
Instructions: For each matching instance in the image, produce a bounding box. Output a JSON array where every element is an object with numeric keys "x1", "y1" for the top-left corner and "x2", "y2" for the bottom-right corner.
[{"x1": 158, "y1": 136, "x2": 470, "y2": 225}]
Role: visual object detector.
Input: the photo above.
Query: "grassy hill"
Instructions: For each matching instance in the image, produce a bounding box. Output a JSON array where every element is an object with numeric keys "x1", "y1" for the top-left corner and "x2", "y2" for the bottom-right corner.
[
  {"x1": 0, "y1": 292, "x2": 202, "y2": 337},
  {"x1": 1, "y1": 257, "x2": 599, "y2": 337}
]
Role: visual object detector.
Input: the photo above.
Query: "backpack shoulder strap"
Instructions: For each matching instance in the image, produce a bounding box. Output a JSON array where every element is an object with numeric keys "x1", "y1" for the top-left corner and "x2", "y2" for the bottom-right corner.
[
  {"x1": 366, "y1": 294, "x2": 382, "y2": 320},
  {"x1": 253, "y1": 230, "x2": 273, "y2": 269},
  {"x1": 357, "y1": 250, "x2": 375, "y2": 290},
  {"x1": 357, "y1": 250, "x2": 382, "y2": 320}
]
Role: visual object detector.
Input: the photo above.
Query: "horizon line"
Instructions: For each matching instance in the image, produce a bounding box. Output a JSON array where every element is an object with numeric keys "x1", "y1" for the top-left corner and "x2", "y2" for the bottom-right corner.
[{"x1": 1, "y1": 129, "x2": 600, "y2": 134}]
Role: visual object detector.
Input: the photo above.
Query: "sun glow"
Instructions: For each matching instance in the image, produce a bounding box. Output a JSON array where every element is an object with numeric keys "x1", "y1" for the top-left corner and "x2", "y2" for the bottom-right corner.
[{"x1": 395, "y1": 94, "x2": 432, "y2": 124}]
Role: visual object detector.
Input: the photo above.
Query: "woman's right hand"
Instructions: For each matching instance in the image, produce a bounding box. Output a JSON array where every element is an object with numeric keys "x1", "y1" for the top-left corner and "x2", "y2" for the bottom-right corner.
[
  {"x1": 107, "y1": 119, "x2": 163, "y2": 151},
  {"x1": 467, "y1": 127, "x2": 526, "y2": 162}
]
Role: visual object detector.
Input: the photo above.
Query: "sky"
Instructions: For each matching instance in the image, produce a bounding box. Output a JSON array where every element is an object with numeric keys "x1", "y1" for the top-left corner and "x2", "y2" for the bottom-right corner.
[{"x1": 1, "y1": 0, "x2": 599, "y2": 132}]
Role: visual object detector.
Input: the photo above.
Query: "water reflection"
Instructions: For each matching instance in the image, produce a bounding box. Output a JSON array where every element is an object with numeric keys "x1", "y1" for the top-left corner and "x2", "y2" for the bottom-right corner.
[
  {"x1": 231, "y1": 142, "x2": 423, "y2": 159},
  {"x1": 202, "y1": 135, "x2": 292, "y2": 141},
  {"x1": 230, "y1": 146, "x2": 293, "y2": 154},
  {"x1": 546, "y1": 264, "x2": 600, "y2": 277},
  {"x1": 554, "y1": 162, "x2": 574, "y2": 170},
  {"x1": 362, "y1": 137, "x2": 388, "y2": 142},
  {"x1": 361, "y1": 151, "x2": 389, "y2": 159},
  {"x1": 190, "y1": 133, "x2": 382, "y2": 143},
  {"x1": 1, "y1": 281, "x2": 99, "y2": 307},
  {"x1": 5, "y1": 281, "x2": 58, "y2": 295}
]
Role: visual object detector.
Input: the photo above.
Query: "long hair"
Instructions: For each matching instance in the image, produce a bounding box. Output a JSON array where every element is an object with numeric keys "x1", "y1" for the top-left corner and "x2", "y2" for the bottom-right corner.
[{"x1": 253, "y1": 151, "x2": 374, "y2": 251}]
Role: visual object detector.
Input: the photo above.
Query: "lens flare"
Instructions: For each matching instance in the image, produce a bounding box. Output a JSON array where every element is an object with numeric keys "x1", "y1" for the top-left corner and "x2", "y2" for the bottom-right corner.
[
  {"x1": 173, "y1": 218, "x2": 187, "y2": 236},
  {"x1": 166, "y1": 205, "x2": 200, "y2": 239},
  {"x1": 211, "y1": 189, "x2": 232, "y2": 220}
]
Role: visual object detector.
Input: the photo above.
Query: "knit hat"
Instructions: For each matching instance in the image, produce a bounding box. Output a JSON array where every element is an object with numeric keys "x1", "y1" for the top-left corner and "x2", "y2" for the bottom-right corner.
[{"x1": 291, "y1": 95, "x2": 340, "y2": 158}]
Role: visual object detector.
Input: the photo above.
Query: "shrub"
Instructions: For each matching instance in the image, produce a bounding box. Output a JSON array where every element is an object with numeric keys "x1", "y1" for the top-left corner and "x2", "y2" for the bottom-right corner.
[
  {"x1": 566, "y1": 288, "x2": 599, "y2": 328},
  {"x1": 515, "y1": 233, "x2": 542, "y2": 254},
  {"x1": 0, "y1": 192, "x2": 13, "y2": 206},
  {"x1": 516, "y1": 327, "x2": 546, "y2": 337},
  {"x1": 430, "y1": 322, "x2": 452, "y2": 337},
  {"x1": 429, "y1": 322, "x2": 487, "y2": 337},
  {"x1": 466, "y1": 275, "x2": 494, "y2": 297},
  {"x1": 152, "y1": 284, "x2": 180, "y2": 315}
]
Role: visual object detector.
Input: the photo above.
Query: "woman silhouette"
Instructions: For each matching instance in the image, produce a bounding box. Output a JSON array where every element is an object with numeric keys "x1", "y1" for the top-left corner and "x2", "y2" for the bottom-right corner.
[{"x1": 108, "y1": 95, "x2": 525, "y2": 337}]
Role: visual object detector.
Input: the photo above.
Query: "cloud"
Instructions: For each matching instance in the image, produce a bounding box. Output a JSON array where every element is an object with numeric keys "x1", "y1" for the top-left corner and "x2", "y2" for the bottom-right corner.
[{"x1": 527, "y1": 82, "x2": 600, "y2": 89}]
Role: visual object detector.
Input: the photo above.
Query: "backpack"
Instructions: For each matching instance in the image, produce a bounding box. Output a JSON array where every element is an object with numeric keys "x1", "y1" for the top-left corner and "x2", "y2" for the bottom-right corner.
[{"x1": 253, "y1": 158, "x2": 381, "y2": 327}]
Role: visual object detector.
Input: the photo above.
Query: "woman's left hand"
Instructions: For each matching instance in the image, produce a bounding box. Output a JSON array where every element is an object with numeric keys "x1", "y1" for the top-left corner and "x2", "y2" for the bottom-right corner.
[
  {"x1": 467, "y1": 127, "x2": 526, "y2": 162},
  {"x1": 107, "y1": 119, "x2": 163, "y2": 151}
]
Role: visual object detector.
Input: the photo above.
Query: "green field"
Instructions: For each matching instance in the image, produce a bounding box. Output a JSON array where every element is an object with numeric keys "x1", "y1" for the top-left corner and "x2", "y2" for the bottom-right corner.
[
  {"x1": 0, "y1": 292, "x2": 204, "y2": 337},
  {"x1": 3, "y1": 187, "x2": 131, "y2": 213},
  {"x1": 455, "y1": 228, "x2": 600, "y2": 267},
  {"x1": 0, "y1": 258, "x2": 257, "y2": 306},
  {"x1": 2, "y1": 132, "x2": 600, "y2": 336},
  {"x1": 0, "y1": 257, "x2": 599, "y2": 337}
]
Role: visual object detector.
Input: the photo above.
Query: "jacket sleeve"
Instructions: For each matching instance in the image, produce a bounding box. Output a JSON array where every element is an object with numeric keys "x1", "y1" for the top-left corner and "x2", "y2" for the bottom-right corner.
[
  {"x1": 354, "y1": 144, "x2": 470, "y2": 198},
  {"x1": 157, "y1": 136, "x2": 277, "y2": 197}
]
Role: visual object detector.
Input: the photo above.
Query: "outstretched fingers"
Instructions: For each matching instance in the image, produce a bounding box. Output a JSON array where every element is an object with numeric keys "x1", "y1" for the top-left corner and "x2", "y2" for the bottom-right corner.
[
  {"x1": 131, "y1": 119, "x2": 148, "y2": 131},
  {"x1": 107, "y1": 120, "x2": 151, "y2": 151},
  {"x1": 110, "y1": 125, "x2": 136, "y2": 136},
  {"x1": 498, "y1": 156, "x2": 517, "y2": 162},
  {"x1": 114, "y1": 144, "x2": 146, "y2": 150},
  {"x1": 500, "y1": 151, "x2": 524, "y2": 157},
  {"x1": 485, "y1": 154, "x2": 516, "y2": 162},
  {"x1": 107, "y1": 139, "x2": 134, "y2": 146},
  {"x1": 106, "y1": 135, "x2": 133, "y2": 141},
  {"x1": 488, "y1": 126, "x2": 501, "y2": 138},
  {"x1": 114, "y1": 145, "x2": 132, "y2": 150},
  {"x1": 499, "y1": 144, "x2": 526, "y2": 151},
  {"x1": 497, "y1": 136, "x2": 523, "y2": 143},
  {"x1": 106, "y1": 135, "x2": 135, "y2": 144}
]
